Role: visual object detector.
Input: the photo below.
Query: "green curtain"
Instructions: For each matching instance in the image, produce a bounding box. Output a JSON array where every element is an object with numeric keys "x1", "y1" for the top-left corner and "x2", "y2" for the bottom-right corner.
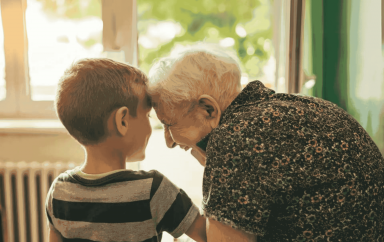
[{"x1": 307, "y1": 0, "x2": 384, "y2": 155}]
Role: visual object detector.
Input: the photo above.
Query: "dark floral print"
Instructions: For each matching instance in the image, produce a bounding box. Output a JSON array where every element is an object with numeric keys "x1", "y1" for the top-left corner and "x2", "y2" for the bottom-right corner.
[{"x1": 201, "y1": 80, "x2": 384, "y2": 241}]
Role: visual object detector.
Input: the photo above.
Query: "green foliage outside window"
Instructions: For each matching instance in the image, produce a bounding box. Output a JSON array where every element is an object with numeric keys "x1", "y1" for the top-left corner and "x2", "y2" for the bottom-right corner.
[{"x1": 35, "y1": 0, "x2": 273, "y2": 78}]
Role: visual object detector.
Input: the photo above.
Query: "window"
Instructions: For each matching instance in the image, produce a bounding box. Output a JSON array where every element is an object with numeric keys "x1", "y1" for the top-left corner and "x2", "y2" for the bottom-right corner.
[
  {"x1": 138, "y1": 0, "x2": 275, "y2": 89},
  {"x1": 26, "y1": 0, "x2": 104, "y2": 101},
  {"x1": 0, "y1": 0, "x2": 303, "y2": 117},
  {"x1": 0, "y1": 0, "x2": 131, "y2": 118}
]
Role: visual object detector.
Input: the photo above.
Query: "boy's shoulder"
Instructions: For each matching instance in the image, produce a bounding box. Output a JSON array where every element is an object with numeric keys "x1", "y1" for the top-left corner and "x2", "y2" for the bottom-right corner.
[
  {"x1": 47, "y1": 168, "x2": 172, "y2": 206},
  {"x1": 49, "y1": 168, "x2": 170, "y2": 195},
  {"x1": 55, "y1": 167, "x2": 165, "y2": 184},
  {"x1": 47, "y1": 168, "x2": 155, "y2": 189}
]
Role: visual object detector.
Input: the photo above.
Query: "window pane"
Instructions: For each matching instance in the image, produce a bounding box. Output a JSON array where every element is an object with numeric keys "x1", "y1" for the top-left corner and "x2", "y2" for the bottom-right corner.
[
  {"x1": 26, "y1": 0, "x2": 121, "y2": 101},
  {"x1": 138, "y1": 0, "x2": 274, "y2": 87},
  {"x1": 0, "y1": 7, "x2": 5, "y2": 101}
]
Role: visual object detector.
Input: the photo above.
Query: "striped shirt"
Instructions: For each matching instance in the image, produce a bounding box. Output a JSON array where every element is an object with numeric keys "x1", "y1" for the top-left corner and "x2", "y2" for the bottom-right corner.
[{"x1": 45, "y1": 166, "x2": 200, "y2": 242}]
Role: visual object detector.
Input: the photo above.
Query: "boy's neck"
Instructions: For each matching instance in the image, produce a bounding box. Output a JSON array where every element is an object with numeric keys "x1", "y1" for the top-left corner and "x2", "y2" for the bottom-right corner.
[
  {"x1": 80, "y1": 161, "x2": 126, "y2": 174},
  {"x1": 81, "y1": 143, "x2": 127, "y2": 174}
]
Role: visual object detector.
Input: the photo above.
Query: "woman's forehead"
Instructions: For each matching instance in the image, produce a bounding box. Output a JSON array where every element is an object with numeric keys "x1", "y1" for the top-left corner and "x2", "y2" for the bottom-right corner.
[{"x1": 155, "y1": 105, "x2": 184, "y2": 125}]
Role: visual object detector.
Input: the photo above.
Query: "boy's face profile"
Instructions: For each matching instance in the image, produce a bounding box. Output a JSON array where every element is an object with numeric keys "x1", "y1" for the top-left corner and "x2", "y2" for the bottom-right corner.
[
  {"x1": 125, "y1": 101, "x2": 152, "y2": 162},
  {"x1": 111, "y1": 96, "x2": 152, "y2": 162}
]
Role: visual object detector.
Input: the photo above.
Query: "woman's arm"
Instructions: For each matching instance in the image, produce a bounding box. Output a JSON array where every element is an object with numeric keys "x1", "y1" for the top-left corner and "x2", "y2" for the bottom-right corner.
[{"x1": 207, "y1": 217, "x2": 257, "y2": 242}]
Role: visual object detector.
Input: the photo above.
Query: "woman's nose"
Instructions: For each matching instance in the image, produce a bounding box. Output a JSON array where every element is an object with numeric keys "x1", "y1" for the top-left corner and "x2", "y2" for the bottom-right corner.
[{"x1": 164, "y1": 127, "x2": 177, "y2": 148}]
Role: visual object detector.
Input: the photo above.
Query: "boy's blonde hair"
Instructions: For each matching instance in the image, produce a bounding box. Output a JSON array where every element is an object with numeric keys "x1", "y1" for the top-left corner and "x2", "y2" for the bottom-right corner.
[{"x1": 55, "y1": 58, "x2": 151, "y2": 146}]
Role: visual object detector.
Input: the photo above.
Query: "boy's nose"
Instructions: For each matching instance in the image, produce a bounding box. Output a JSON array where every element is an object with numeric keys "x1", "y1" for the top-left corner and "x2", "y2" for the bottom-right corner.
[
  {"x1": 164, "y1": 128, "x2": 177, "y2": 148},
  {"x1": 166, "y1": 140, "x2": 177, "y2": 148}
]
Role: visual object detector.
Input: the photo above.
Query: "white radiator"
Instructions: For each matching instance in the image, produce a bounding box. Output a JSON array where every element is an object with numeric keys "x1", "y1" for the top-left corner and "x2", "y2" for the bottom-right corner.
[{"x1": 0, "y1": 161, "x2": 78, "y2": 242}]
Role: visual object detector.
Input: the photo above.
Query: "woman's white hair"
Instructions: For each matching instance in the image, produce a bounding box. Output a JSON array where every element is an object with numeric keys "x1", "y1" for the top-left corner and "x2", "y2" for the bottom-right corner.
[{"x1": 148, "y1": 42, "x2": 242, "y2": 119}]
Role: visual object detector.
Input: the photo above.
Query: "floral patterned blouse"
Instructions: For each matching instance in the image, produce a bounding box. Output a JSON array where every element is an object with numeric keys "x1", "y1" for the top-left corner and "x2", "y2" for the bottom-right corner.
[{"x1": 201, "y1": 80, "x2": 384, "y2": 241}]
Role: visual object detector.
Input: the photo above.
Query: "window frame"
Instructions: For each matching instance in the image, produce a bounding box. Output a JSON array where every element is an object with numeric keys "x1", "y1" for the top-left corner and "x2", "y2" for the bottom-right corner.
[
  {"x1": 272, "y1": 0, "x2": 306, "y2": 94},
  {"x1": 0, "y1": 0, "x2": 29, "y2": 118},
  {"x1": 287, "y1": 0, "x2": 306, "y2": 94}
]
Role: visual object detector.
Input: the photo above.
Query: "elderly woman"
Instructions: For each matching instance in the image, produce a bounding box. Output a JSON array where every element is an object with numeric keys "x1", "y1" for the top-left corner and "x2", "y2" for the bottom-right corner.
[{"x1": 148, "y1": 44, "x2": 384, "y2": 241}]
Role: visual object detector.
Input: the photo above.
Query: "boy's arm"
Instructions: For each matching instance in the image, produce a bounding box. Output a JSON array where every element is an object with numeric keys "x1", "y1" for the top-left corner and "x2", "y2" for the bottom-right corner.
[
  {"x1": 185, "y1": 213, "x2": 207, "y2": 242},
  {"x1": 49, "y1": 226, "x2": 63, "y2": 242},
  {"x1": 150, "y1": 172, "x2": 206, "y2": 241}
]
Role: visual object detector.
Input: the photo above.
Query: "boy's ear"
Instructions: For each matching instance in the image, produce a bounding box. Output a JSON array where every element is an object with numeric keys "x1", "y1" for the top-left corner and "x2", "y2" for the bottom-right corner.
[{"x1": 115, "y1": 107, "x2": 129, "y2": 136}]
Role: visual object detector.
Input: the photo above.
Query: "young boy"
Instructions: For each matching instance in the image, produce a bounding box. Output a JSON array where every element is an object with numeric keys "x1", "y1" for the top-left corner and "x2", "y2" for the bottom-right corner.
[{"x1": 45, "y1": 58, "x2": 207, "y2": 242}]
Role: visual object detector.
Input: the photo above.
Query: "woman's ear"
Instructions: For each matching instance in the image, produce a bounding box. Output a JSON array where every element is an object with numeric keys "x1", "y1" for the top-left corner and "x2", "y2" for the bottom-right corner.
[
  {"x1": 115, "y1": 107, "x2": 129, "y2": 136},
  {"x1": 198, "y1": 94, "x2": 221, "y2": 129}
]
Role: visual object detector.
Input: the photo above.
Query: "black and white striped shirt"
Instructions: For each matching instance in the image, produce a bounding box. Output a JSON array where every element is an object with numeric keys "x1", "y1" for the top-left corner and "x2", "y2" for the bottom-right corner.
[{"x1": 45, "y1": 166, "x2": 199, "y2": 242}]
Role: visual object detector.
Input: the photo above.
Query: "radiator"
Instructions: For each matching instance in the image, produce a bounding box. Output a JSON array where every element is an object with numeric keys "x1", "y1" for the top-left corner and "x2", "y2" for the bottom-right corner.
[{"x1": 0, "y1": 161, "x2": 78, "y2": 242}]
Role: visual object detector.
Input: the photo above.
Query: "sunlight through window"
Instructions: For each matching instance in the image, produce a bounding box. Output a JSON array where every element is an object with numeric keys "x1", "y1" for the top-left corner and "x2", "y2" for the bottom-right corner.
[{"x1": 26, "y1": 0, "x2": 105, "y2": 101}]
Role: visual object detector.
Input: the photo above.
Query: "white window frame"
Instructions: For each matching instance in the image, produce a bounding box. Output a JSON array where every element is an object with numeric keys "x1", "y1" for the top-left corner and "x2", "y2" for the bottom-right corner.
[
  {"x1": 272, "y1": 0, "x2": 306, "y2": 94},
  {"x1": 0, "y1": 0, "x2": 138, "y2": 119}
]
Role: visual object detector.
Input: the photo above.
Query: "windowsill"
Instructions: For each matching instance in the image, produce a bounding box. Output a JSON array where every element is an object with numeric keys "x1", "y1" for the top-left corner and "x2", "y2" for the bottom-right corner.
[{"x1": 0, "y1": 119, "x2": 67, "y2": 134}]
